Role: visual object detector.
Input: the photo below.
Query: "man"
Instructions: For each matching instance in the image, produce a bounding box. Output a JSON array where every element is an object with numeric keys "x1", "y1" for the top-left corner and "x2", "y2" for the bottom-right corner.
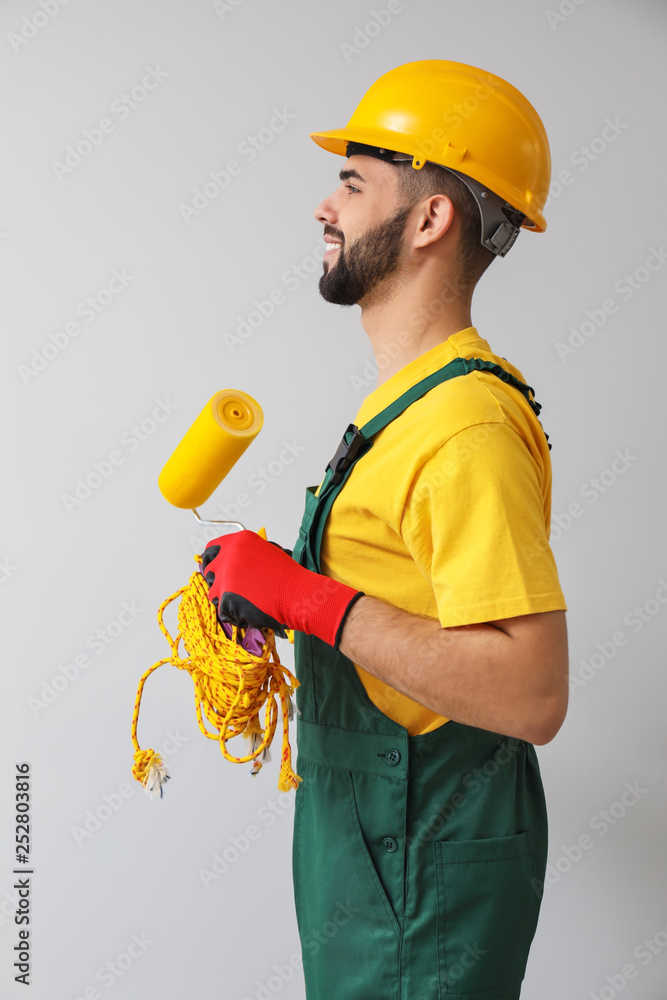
[{"x1": 203, "y1": 61, "x2": 568, "y2": 1000}]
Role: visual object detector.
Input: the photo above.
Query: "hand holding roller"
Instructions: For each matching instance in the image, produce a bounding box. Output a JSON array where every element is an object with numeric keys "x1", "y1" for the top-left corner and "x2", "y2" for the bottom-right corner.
[{"x1": 200, "y1": 530, "x2": 364, "y2": 648}]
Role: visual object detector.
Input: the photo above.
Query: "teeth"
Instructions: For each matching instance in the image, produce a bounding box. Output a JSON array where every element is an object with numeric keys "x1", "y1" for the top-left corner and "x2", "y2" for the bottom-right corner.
[{"x1": 327, "y1": 242, "x2": 341, "y2": 252}]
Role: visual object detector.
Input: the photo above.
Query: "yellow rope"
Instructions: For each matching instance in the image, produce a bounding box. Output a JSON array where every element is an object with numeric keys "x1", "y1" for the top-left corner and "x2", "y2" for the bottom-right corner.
[{"x1": 131, "y1": 559, "x2": 302, "y2": 795}]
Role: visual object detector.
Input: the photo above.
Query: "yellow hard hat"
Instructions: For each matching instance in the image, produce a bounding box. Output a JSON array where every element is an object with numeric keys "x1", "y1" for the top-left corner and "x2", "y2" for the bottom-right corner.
[{"x1": 310, "y1": 60, "x2": 551, "y2": 249}]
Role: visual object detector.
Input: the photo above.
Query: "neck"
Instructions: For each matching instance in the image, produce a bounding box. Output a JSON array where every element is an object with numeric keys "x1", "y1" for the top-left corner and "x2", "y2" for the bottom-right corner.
[{"x1": 358, "y1": 261, "x2": 475, "y2": 389}]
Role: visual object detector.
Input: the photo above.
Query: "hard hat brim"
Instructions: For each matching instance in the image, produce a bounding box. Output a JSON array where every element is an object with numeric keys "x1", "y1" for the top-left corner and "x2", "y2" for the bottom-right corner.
[
  {"x1": 310, "y1": 127, "x2": 412, "y2": 159},
  {"x1": 309, "y1": 127, "x2": 546, "y2": 233}
]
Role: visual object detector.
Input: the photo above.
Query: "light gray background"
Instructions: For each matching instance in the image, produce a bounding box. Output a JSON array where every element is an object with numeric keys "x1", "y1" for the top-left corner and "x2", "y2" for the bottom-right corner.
[{"x1": 1, "y1": 1, "x2": 666, "y2": 998}]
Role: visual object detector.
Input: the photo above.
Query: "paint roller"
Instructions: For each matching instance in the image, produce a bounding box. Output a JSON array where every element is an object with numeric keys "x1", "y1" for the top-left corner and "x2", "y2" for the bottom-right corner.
[
  {"x1": 158, "y1": 387, "x2": 263, "y2": 529},
  {"x1": 157, "y1": 386, "x2": 293, "y2": 639},
  {"x1": 130, "y1": 388, "x2": 301, "y2": 797}
]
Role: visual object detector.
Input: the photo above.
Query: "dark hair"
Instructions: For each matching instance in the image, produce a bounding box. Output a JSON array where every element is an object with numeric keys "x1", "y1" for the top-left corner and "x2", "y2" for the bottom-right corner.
[{"x1": 393, "y1": 161, "x2": 495, "y2": 293}]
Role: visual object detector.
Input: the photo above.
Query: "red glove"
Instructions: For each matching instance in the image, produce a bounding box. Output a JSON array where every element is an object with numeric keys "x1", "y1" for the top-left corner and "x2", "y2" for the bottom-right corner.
[{"x1": 200, "y1": 530, "x2": 364, "y2": 650}]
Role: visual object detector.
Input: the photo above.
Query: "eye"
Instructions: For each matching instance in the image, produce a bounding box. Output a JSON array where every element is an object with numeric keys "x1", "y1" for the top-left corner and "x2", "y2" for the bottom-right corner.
[{"x1": 344, "y1": 184, "x2": 360, "y2": 193}]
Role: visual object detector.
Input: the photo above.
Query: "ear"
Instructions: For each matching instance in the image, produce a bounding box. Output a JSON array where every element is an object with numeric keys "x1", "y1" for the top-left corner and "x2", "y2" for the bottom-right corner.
[{"x1": 411, "y1": 193, "x2": 456, "y2": 249}]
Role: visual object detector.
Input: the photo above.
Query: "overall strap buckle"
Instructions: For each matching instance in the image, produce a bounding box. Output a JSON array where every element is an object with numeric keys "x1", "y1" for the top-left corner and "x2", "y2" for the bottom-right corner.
[{"x1": 327, "y1": 424, "x2": 367, "y2": 486}]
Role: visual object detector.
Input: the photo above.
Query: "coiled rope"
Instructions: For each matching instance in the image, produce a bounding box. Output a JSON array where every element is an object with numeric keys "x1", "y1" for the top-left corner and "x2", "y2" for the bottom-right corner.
[{"x1": 131, "y1": 559, "x2": 302, "y2": 796}]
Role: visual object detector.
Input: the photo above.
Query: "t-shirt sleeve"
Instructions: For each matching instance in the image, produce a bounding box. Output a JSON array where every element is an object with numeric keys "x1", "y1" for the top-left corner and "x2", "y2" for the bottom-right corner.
[{"x1": 399, "y1": 420, "x2": 567, "y2": 627}]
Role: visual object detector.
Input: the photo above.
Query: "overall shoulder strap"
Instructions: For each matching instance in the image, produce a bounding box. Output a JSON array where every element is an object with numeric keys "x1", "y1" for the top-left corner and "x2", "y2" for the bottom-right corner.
[
  {"x1": 361, "y1": 356, "x2": 547, "y2": 439},
  {"x1": 295, "y1": 357, "x2": 549, "y2": 571}
]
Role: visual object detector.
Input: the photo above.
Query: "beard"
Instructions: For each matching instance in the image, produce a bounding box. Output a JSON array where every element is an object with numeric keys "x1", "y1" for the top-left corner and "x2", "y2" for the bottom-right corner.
[{"x1": 318, "y1": 204, "x2": 412, "y2": 306}]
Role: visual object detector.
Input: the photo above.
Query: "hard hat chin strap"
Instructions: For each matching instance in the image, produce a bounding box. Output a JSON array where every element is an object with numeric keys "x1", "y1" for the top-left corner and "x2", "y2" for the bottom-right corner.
[{"x1": 345, "y1": 141, "x2": 526, "y2": 258}]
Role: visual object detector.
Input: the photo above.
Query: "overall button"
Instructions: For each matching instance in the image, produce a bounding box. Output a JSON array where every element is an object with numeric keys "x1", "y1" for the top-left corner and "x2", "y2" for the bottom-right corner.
[
  {"x1": 382, "y1": 837, "x2": 398, "y2": 853},
  {"x1": 385, "y1": 748, "x2": 401, "y2": 766}
]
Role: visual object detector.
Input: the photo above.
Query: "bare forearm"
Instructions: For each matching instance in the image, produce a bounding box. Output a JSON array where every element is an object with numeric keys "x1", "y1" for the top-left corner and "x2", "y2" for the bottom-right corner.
[{"x1": 337, "y1": 595, "x2": 568, "y2": 744}]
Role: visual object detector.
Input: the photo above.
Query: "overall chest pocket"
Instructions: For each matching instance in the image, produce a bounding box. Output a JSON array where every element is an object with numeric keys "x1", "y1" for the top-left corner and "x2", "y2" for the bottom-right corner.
[{"x1": 433, "y1": 830, "x2": 540, "y2": 998}]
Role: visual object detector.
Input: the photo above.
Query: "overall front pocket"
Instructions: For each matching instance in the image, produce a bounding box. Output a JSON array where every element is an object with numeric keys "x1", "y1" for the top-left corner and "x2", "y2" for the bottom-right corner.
[{"x1": 433, "y1": 831, "x2": 540, "y2": 997}]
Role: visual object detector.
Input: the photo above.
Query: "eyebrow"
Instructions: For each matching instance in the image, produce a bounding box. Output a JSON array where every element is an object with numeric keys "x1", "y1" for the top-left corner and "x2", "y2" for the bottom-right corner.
[{"x1": 339, "y1": 168, "x2": 367, "y2": 183}]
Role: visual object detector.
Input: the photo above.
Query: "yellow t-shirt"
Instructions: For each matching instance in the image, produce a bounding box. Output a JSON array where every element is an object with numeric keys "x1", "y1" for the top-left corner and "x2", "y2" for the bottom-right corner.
[{"x1": 317, "y1": 326, "x2": 567, "y2": 736}]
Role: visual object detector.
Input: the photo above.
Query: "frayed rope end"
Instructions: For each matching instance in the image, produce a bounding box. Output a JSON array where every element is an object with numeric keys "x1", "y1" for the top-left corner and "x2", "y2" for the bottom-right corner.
[{"x1": 132, "y1": 749, "x2": 171, "y2": 799}]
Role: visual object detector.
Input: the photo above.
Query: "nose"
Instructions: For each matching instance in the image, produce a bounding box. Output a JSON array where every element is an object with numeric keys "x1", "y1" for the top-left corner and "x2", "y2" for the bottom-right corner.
[{"x1": 313, "y1": 189, "x2": 338, "y2": 226}]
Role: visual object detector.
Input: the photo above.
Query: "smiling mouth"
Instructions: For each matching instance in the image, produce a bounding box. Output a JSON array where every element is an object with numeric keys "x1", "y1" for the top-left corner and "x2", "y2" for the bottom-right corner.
[{"x1": 324, "y1": 241, "x2": 342, "y2": 258}]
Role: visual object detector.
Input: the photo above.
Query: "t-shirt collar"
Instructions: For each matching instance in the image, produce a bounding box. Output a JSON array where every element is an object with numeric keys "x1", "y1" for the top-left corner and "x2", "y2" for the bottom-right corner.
[{"x1": 354, "y1": 326, "x2": 491, "y2": 426}]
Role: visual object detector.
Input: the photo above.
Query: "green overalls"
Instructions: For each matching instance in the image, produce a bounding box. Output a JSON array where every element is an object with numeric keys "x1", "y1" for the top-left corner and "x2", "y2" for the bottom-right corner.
[{"x1": 291, "y1": 358, "x2": 551, "y2": 1000}]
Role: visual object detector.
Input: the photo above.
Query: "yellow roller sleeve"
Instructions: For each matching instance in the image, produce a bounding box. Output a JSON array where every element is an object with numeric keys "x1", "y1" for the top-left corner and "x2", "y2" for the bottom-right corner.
[{"x1": 158, "y1": 389, "x2": 263, "y2": 509}]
